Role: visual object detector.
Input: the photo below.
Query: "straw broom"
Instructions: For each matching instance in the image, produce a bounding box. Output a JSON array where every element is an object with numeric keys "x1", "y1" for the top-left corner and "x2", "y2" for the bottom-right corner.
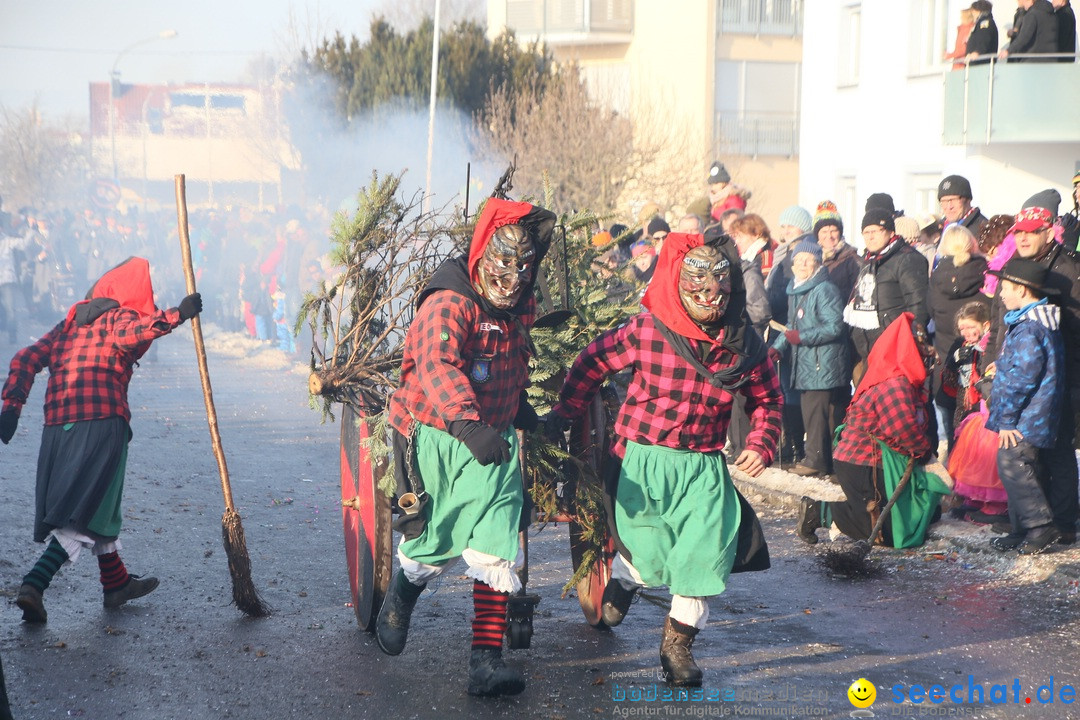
[
  {"x1": 174, "y1": 174, "x2": 271, "y2": 617},
  {"x1": 819, "y1": 456, "x2": 916, "y2": 577}
]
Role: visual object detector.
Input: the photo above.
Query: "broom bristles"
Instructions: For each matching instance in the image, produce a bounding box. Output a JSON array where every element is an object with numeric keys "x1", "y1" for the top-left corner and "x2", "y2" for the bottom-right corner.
[
  {"x1": 222, "y1": 509, "x2": 272, "y2": 617},
  {"x1": 817, "y1": 541, "x2": 882, "y2": 578}
]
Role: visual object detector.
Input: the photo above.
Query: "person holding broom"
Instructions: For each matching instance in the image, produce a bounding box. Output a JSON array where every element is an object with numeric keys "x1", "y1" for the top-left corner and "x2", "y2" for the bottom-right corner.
[
  {"x1": 375, "y1": 198, "x2": 555, "y2": 697},
  {"x1": 796, "y1": 313, "x2": 949, "y2": 547},
  {"x1": 545, "y1": 232, "x2": 781, "y2": 687},
  {"x1": 1, "y1": 257, "x2": 202, "y2": 623}
]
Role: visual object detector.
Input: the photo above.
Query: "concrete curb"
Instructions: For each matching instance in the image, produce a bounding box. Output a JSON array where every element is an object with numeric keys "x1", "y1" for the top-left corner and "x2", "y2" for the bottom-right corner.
[{"x1": 732, "y1": 463, "x2": 1080, "y2": 586}]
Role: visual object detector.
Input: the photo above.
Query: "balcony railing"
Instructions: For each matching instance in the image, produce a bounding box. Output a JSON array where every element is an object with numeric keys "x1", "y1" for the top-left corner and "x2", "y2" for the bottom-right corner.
[
  {"x1": 943, "y1": 55, "x2": 1080, "y2": 145},
  {"x1": 714, "y1": 112, "x2": 799, "y2": 157},
  {"x1": 719, "y1": 0, "x2": 802, "y2": 36},
  {"x1": 505, "y1": 0, "x2": 633, "y2": 41}
]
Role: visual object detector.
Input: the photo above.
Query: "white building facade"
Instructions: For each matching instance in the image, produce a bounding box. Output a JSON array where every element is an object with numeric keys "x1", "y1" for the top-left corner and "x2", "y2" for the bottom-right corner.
[{"x1": 800, "y1": 0, "x2": 1080, "y2": 240}]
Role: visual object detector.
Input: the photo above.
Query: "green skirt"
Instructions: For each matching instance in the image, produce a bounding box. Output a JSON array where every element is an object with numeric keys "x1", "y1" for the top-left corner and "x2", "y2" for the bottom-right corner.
[
  {"x1": 615, "y1": 441, "x2": 741, "y2": 597},
  {"x1": 398, "y1": 423, "x2": 522, "y2": 566}
]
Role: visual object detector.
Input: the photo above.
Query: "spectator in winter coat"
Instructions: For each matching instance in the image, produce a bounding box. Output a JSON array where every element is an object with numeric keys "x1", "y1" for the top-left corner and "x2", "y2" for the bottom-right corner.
[
  {"x1": 938, "y1": 175, "x2": 989, "y2": 236},
  {"x1": 985, "y1": 258, "x2": 1065, "y2": 554},
  {"x1": 728, "y1": 214, "x2": 774, "y2": 337},
  {"x1": 1053, "y1": 0, "x2": 1077, "y2": 60},
  {"x1": 844, "y1": 209, "x2": 930, "y2": 379},
  {"x1": 929, "y1": 225, "x2": 989, "y2": 445},
  {"x1": 967, "y1": 0, "x2": 1001, "y2": 63},
  {"x1": 769, "y1": 239, "x2": 850, "y2": 478},
  {"x1": 814, "y1": 201, "x2": 862, "y2": 305},
  {"x1": 945, "y1": 7, "x2": 977, "y2": 68},
  {"x1": 1001, "y1": 0, "x2": 1060, "y2": 60}
]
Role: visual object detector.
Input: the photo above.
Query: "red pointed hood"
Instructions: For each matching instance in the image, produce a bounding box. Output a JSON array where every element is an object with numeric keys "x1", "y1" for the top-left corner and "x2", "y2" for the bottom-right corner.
[
  {"x1": 641, "y1": 232, "x2": 717, "y2": 343},
  {"x1": 852, "y1": 312, "x2": 926, "y2": 402},
  {"x1": 65, "y1": 257, "x2": 156, "y2": 328},
  {"x1": 466, "y1": 198, "x2": 556, "y2": 289}
]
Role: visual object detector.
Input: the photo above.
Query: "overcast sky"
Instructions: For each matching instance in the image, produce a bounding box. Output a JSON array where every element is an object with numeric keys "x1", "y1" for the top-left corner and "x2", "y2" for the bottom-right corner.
[{"x1": 0, "y1": 1, "x2": 420, "y2": 118}]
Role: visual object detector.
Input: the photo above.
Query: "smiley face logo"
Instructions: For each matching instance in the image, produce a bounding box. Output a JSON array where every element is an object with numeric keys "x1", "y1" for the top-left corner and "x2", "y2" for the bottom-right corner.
[{"x1": 848, "y1": 678, "x2": 876, "y2": 708}]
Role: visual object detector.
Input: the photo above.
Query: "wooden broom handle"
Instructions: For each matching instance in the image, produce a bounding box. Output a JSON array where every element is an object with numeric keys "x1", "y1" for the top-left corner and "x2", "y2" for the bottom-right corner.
[{"x1": 174, "y1": 174, "x2": 235, "y2": 511}]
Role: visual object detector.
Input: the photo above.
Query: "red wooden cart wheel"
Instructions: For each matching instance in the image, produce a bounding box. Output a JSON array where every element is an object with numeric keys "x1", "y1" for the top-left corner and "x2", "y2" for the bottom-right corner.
[
  {"x1": 340, "y1": 403, "x2": 393, "y2": 631},
  {"x1": 567, "y1": 393, "x2": 616, "y2": 628}
]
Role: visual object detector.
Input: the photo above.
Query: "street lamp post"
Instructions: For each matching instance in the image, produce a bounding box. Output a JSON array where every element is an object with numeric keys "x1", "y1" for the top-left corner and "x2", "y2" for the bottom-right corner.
[{"x1": 109, "y1": 29, "x2": 177, "y2": 183}]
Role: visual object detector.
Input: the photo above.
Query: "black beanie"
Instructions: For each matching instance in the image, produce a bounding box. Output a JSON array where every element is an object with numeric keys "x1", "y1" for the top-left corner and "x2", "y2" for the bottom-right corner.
[
  {"x1": 814, "y1": 216, "x2": 844, "y2": 238},
  {"x1": 1022, "y1": 189, "x2": 1062, "y2": 216},
  {"x1": 864, "y1": 192, "x2": 896, "y2": 215},
  {"x1": 938, "y1": 175, "x2": 973, "y2": 200},
  {"x1": 646, "y1": 216, "x2": 671, "y2": 236},
  {"x1": 862, "y1": 208, "x2": 896, "y2": 233}
]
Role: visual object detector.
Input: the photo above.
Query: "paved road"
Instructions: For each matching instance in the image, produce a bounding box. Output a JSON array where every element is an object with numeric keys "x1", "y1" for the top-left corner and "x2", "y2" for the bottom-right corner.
[{"x1": 3, "y1": 327, "x2": 1080, "y2": 719}]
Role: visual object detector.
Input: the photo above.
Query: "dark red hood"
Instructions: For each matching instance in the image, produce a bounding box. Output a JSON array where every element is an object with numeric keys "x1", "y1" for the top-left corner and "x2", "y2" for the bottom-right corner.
[
  {"x1": 641, "y1": 232, "x2": 718, "y2": 343},
  {"x1": 466, "y1": 198, "x2": 557, "y2": 290},
  {"x1": 852, "y1": 312, "x2": 925, "y2": 402},
  {"x1": 65, "y1": 257, "x2": 156, "y2": 328}
]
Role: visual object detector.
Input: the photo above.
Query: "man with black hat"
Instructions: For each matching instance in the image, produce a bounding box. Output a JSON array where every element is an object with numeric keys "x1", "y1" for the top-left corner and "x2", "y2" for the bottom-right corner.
[
  {"x1": 985, "y1": 202, "x2": 1080, "y2": 544},
  {"x1": 938, "y1": 174, "x2": 989, "y2": 235},
  {"x1": 985, "y1": 257, "x2": 1065, "y2": 555},
  {"x1": 843, "y1": 208, "x2": 930, "y2": 376}
]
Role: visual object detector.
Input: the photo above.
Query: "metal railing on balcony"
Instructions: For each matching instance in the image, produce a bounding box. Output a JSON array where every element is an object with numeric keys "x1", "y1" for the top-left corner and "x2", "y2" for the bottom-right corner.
[
  {"x1": 943, "y1": 54, "x2": 1080, "y2": 145},
  {"x1": 714, "y1": 112, "x2": 799, "y2": 157},
  {"x1": 719, "y1": 0, "x2": 802, "y2": 36},
  {"x1": 505, "y1": 0, "x2": 633, "y2": 38}
]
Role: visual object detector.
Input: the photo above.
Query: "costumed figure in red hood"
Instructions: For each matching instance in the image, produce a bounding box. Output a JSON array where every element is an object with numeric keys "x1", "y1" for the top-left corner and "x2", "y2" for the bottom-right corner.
[
  {"x1": 797, "y1": 313, "x2": 950, "y2": 547},
  {"x1": 377, "y1": 198, "x2": 556, "y2": 697},
  {"x1": 546, "y1": 232, "x2": 782, "y2": 687},
  {"x1": 1, "y1": 257, "x2": 202, "y2": 623}
]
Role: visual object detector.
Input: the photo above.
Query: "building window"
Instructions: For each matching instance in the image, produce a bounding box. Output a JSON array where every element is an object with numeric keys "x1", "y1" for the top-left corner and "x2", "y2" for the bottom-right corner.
[
  {"x1": 580, "y1": 63, "x2": 630, "y2": 115},
  {"x1": 837, "y1": 176, "x2": 858, "y2": 244},
  {"x1": 838, "y1": 4, "x2": 861, "y2": 88},
  {"x1": 719, "y1": 0, "x2": 802, "y2": 36},
  {"x1": 909, "y1": 171, "x2": 943, "y2": 215},
  {"x1": 714, "y1": 60, "x2": 800, "y2": 156},
  {"x1": 909, "y1": 0, "x2": 948, "y2": 76}
]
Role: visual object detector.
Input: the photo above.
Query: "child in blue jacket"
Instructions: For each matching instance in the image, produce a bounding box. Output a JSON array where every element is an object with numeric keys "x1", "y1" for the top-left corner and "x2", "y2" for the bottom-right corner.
[{"x1": 985, "y1": 258, "x2": 1064, "y2": 555}]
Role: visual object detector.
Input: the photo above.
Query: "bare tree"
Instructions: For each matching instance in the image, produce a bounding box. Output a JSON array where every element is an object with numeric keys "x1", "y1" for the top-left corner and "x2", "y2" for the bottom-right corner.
[
  {"x1": 0, "y1": 103, "x2": 90, "y2": 210},
  {"x1": 478, "y1": 67, "x2": 635, "y2": 215}
]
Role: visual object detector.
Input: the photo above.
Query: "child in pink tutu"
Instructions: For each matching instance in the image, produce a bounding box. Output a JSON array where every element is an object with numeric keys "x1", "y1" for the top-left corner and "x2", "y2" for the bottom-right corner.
[{"x1": 945, "y1": 301, "x2": 1008, "y2": 522}]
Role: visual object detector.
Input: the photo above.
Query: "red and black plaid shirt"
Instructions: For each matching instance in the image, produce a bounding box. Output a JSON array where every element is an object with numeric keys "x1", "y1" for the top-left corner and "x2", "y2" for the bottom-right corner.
[
  {"x1": 2, "y1": 307, "x2": 183, "y2": 425},
  {"x1": 554, "y1": 313, "x2": 783, "y2": 463},
  {"x1": 834, "y1": 375, "x2": 932, "y2": 467},
  {"x1": 388, "y1": 289, "x2": 534, "y2": 436}
]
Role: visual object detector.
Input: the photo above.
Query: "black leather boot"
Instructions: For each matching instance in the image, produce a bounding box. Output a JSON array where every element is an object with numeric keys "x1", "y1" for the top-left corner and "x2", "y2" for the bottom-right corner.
[
  {"x1": 601, "y1": 579, "x2": 638, "y2": 627},
  {"x1": 660, "y1": 616, "x2": 703, "y2": 687},
  {"x1": 375, "y1": 569, "x2": 424, "y2": 656},
  {"x1": 797, "y1": 496, "x2": 822, "y2": 545},
  {"x1": 467, "y1": 647, "x2": 526, "y2": 696}
]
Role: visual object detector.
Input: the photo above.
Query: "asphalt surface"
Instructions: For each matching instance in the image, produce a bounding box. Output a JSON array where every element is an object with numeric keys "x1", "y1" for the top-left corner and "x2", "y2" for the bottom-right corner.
[{"x1": 3, "y1": 325, "x2": 1080, "y2": 719}]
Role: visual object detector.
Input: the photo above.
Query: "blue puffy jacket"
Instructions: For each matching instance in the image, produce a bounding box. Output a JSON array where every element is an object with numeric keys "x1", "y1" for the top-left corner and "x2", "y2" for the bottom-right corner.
[
  {"x1": 986, "y1": 301, "x2": 1064, "y2": 448},
  {"x1": 771, "y1": 268, "x2": 850, "y2": 390}
]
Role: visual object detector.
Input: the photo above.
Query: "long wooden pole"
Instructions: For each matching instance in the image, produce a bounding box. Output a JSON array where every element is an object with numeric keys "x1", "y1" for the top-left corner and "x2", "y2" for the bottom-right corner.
[{"x1": 174, "y1": 174, "x2": 269, "y2": 617}]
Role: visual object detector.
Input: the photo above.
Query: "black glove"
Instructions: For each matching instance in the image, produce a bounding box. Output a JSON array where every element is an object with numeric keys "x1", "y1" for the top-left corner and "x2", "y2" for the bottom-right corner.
[
  {"x1": 540, "y1": 411, "x2": 571, "y2": 442},
  {"x1": 177, "y1": 293, "x2": 203, "y2": 322},
  {"x1": 447, "y1": 420, "x2": 512, "y2": 466},
  {"x1": 512, "y1": 393, "x2": 540, "y2": 432},
  {"x1": 0, "y1": 408, "x2": 18, "y2": 444}
]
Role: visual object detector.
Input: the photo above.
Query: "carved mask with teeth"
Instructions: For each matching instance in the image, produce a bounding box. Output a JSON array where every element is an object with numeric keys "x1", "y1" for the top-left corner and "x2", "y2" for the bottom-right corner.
[
  {"x1": 678, "y1": 245, "x2": 731, "y2": 330},
  {"x1": 477, "y1": 224, "x2": 535, "y2": 310}
]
